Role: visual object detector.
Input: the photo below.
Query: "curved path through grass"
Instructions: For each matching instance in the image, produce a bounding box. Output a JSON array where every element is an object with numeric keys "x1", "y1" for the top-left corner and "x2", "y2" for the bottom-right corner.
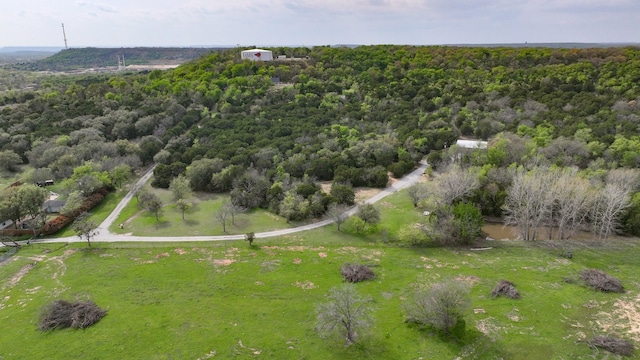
[{"x1": 32, "y1": 162, "x2": 428, "y2": 245}]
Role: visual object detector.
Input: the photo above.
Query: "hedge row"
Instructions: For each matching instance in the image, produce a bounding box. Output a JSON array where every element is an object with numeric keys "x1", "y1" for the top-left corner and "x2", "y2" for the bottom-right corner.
[
  {"x1": 0, "y1": 188, "x2": 108, "y2": 237},
  {"x1": 42, "y1": 189, "x2": 108, "y2": 235}
]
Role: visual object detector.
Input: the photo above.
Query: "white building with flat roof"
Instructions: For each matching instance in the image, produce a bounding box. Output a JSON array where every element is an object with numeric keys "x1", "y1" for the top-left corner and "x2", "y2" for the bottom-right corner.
[
  {"x1": 241, "y1": 49, "x2": 273, "y2": 61},
  {"x1": 456, "y1": 139, "x2": 488, "y2": 149}
]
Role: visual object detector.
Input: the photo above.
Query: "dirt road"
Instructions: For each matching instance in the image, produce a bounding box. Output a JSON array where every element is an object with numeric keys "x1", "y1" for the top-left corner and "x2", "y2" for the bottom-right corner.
[{"x1": 30, "y1": 161, "x2": 428, "y2": 245}]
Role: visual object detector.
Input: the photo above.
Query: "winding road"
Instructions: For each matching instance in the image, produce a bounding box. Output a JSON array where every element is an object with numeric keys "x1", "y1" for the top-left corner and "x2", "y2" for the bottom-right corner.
[{"x1": 30, "y1": 161, "x2": 428, "y2": 245}]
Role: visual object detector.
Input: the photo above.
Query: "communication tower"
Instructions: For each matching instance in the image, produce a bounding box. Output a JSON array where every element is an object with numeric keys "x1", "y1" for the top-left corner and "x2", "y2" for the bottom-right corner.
[{"x1": 61, "y1": 23, "x2": 68, "y2": 49}]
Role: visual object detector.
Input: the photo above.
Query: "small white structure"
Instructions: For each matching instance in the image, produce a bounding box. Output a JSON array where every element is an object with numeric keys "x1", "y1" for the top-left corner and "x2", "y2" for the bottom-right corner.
[
  {"x1": 241, "y1": 49, "x2": 273, "y2": 61},
  {"x1": 456, "y1": 139, "x2": 488, "y2": 149}
]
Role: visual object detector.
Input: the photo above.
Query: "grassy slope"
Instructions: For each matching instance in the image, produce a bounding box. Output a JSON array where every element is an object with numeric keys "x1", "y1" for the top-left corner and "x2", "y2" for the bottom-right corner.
[
  {"x1": 1, "y1": 232, "x2": 638, "y2": 359},
  {"x1": 109, "y1": 187, "x2": 295, "y2": 236},
  {"x1": 2, "y1": 184, "x2": 639, "y2": 359}
]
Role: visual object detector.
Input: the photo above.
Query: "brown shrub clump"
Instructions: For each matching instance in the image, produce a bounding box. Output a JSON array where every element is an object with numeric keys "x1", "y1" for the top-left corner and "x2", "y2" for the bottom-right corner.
[
  {"x1": 587, "y1": 335, "x2": 634, "y2": 356},
  {"x1": 580, "y1": 269, "x2": 624, "y2": 293},
  {"x1": 341, "y1": 264, "x2": 375, "y2": 283},
  {"x1": 491, "y1": 279, "x2": 520, "y2": 299},
  {"x1": 39, "y1": 299, "x2": 107, "y2": 331}
]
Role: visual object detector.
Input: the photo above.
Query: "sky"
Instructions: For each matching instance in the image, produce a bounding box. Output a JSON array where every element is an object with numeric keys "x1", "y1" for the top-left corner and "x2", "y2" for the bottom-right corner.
[{"x1": 1, "y1": 0, "x2": 639, "y2": 48}]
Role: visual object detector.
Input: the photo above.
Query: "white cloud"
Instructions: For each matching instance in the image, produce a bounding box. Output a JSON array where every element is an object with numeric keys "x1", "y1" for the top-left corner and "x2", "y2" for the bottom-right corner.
[{"x1": 0, "y1": 0, "x2": 638, "y2": 47}]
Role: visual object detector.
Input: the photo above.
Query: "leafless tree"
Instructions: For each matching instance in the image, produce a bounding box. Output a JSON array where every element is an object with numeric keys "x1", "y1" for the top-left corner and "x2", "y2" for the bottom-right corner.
[
  {"x1": 431, "y1": 165, "x2": 480, "y2": 206},
  {"x1": 215, "y1": 201, "x2": 234, "y2": 233},
  {"x1": 591, "y1": 182, "x2": 632, "y2": 241},
  {"x1": 228, "y1": 200, "x2": 245, "y2": 225},
  {"x1": 548, "y1": 170, "x2": 593, "y2": 240},
  {"x1": 503, "y1": 167, "x2": 555, "y2": 241},
  {"x1": 406, "y1": 183, "x2": 429, "y2": 207},
  {"x1": 315, "y1": 284, "x2": 373, "y2": 345},
  {"x1": 605, "y1": 168, "x2": 640, "y2": 193},
  {"x1": 326, "y1": 203, "x2": 350, "y2": 232}
]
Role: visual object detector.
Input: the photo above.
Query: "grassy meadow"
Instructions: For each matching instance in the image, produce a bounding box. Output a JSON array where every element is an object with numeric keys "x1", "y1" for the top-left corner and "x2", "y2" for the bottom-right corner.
[
  {"x1": 1, "y1": 181, "x2": 639, "y2": 359},
  {"x1": 109, "y1": 186, "x2": 296, "y2": 237},
  {"x1": 1, "y1": 229, "x2": 639, "y2": 359}
]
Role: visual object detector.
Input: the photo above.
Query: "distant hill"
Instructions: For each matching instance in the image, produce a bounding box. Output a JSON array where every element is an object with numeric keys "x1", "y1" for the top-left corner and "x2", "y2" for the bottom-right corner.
[
  {"x1": 449, "y1": 42, "x2": 640, "y2": 48},
  {"x1": 0, "y1": 47, "x2": 62, "y2": 65},
  {"x1": 8, "y1": 47, "x2": 229, "y2": 71}
]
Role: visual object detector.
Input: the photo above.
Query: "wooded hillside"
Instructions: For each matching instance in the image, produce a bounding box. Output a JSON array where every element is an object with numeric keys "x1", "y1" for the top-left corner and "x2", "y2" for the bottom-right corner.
[{"x1": 1, "y1": 45, "x2": 640, "y2": 233}]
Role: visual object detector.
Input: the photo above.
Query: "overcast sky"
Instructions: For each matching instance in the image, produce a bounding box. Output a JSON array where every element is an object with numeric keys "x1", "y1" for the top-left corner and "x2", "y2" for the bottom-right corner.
[{"x1": 1, "y1": 0, "x2": 638, "y2": 48}]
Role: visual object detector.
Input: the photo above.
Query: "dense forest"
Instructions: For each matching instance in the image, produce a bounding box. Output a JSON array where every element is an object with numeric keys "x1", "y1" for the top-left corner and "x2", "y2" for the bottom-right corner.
[{"x1": 1, "y1": 45, "x2": 640, "y2": 237}]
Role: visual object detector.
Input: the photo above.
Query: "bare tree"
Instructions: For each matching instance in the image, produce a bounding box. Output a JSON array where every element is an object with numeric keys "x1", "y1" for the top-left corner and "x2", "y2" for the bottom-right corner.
[
  {"x1": 72, "y1": 212, "x2": 99, "y2": 247},
  {"x1": 503, "y1": 167, "x2": 555, "y2": 241},
  {"x1": 588, "y1": 169, "x2": 640, "y2": 241},
  {"x1": 403, "y1": 280, "x2": 470, "y2": 337},
  {"x1": 605, "y1": 168, "x2": 640, "y2": 193},
  {"x1": 549, "y1": 170, "x2": 593, "y2": 240},
  {"x1": 326, "y1": 203, "x2": 350, "y2": 231},
  {"x1": 406, "y1": 183, "x2": 429, "y2": 207},
  {"x1": 215, "y1": 201, "x2": 233, "y2": 233},
  {"x1": 431, "y1": 165, "x2": 480, "y2": 206},
  {"x1": 315, "y1": 284, "x2": 374, "y2": 345},
  {"x1": 591, "y1": 182, "x2": 632, "y2": 240},
  {"x1": 228, "y1": 200, "x2": 245, "y2": 225}
]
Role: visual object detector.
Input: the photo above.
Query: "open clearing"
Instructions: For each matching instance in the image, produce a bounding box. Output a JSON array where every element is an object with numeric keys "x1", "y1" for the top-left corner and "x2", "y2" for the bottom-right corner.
[{"x1": 1, "y1": 234, "x2": 639, "y2": 359}]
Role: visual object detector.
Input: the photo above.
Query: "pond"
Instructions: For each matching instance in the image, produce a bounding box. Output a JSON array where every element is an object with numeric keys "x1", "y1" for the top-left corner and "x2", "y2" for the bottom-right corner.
[{"x1": 482, "y1": 222, "x2": 603, "y2": 241}]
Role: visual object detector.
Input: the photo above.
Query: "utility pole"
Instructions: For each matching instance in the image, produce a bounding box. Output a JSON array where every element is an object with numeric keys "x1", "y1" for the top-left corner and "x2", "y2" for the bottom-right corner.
[{"x1": 61, "y1": 23, "x2": 68, "y2": 49}]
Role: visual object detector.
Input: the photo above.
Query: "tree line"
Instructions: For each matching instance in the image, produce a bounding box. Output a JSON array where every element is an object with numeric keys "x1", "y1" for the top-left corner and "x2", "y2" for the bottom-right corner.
[{"x1": 1, "y1": 45, "x2": 639, "y2": 231}]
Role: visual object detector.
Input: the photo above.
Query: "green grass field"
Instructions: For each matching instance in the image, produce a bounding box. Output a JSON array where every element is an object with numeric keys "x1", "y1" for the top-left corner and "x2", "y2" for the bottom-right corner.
[
  {"x1": 1, "y1": 234, "x2": 639, "y2": 359},
  {"x1": 2, "y1": 175, "x2": 639, "y2": 359},
  {"x1": 109, "y1": 187, "x2": 297, "y2": 236}
]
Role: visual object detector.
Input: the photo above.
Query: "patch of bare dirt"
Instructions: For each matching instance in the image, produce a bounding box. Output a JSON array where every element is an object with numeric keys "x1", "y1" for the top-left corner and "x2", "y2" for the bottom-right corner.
[
  {"x1": 174, "y1": 248, "x2": 187, "y2": 255},
  {"x1": 319, "y1": 181, "x2": 332, "y2": 194},
  {"x1": 293, "y1": 280, "x2": 317, "y2": 290},
  {"x1": 5, "y1": 263, "x2": 36, "y2": 289},
  {"x1": 455, "y1": 275, "x2": 482, "y2": 285},
  {"x1": 318, "y1": 252, "x2": 328, "y2": 258},
  {"x1": 25, "y1": 286, "x2": 42, "y2": 294},
  {"x1": 213, "y1": 259, "x2": 235, "y2": 266},
  {"x1": 506, "y1": 308, "x2": 522, "y2": 322},
  {"x1": 596, "y1": 293, "x2": 640, "y2": 342},
  {"x1": 354, "y1": 188, "x2": 382, "y2": 203},
  {"x1": 475, "y1": 317, "x2": 503, "y2": 341}
]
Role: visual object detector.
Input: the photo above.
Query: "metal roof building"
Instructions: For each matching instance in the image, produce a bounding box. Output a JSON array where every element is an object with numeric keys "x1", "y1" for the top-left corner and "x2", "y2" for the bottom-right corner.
[
  {"x1": 456, "y1": 139, "x2": 488, "y2": 149},
  {"x1": 241, "y1": 49, "x2": 273, "y2": 61}
]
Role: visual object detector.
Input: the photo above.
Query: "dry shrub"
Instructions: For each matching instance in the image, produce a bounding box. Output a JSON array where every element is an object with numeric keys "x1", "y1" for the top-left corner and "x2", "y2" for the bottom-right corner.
[
  {"x1": 341, "y1": 264, "x2": 375, "y2": 283},
  {"x1": 491, "y1": 279, "x2": 520, "y2": 299},
  {"x1": 39, "y1": 299, "x2": 107, "y2": 331},
  {"x1": 587, "y1": 335, "x2": 634, "y2": 356},
  {"x1": 580, "y1": 269, "x2": 624, "y2": 293}
]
